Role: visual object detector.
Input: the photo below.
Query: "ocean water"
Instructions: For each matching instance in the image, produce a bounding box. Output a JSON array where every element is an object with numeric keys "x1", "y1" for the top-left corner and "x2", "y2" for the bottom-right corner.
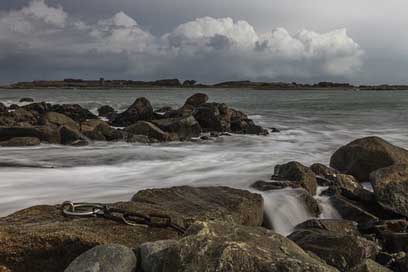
[{"x1": 1, "y1": 88, "x2": 407, "y2": 235}]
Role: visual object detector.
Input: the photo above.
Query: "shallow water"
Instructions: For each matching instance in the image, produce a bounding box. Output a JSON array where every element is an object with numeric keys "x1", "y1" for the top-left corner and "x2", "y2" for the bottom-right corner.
[{"x1": 1, "y1": 88, "x2": 407, "y2": 234}]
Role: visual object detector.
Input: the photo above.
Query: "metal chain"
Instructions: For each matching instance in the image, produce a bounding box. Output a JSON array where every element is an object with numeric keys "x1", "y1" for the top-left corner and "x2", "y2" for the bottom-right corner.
[{"x1": 60, "y1": 201, "x2": 186, "y2": 234}]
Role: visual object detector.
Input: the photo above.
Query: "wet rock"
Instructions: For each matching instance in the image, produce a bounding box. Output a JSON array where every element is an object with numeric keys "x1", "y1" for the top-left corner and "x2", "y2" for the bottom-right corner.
[
  {"x1": 19, "y1": 97, "x2": 34, "y2": 103},
  {"x1": 289, "y1": 228, "x2": 379, "y2": 271},
  {"x1": 131, "y1": 186, "x2": 264, "y2": 226},
  {"x1": 182, "y1": 80, "x2": 197, "y2": 87},
  {"x1": 370, "y1": 164, "x2": 408, "y2": 217},
  {"x1": 273, "y1": 161, "x2": 318, "y2": 195},
  {"x1": 125, "y1": 121, "x2": 170, "y2": 142},
  {"x1": 8, "y1": 104, "x2": 19, "y2": 110},
  {"x1": 0, "y1": 203, "x2": 180, "y2": 272},
  {"x1": 0, "y1": 266, "x2": 11, "y2": 272},
  {"x1": 151, "y1": 115, "x2": 201, "y2": 141},
  {"x1": 112, "y1": 97, "x2": 154, "y2": 126},
  {"x1": 295, "y1": 219, "x2": 359, "y2": 236},
  {"x1": 0, "y1": 137, "x2": 40, "y2": 147},
  {"x1": 393, "y1": 254, "x2": 408, "y2": 272},
  {"x1": 184, "y1": 93, "x2": 208, "y2": 107},
  {"x1": 311, "y1": 163, "x2": 339, "y2": 182},
  {"x1": 11, "y1": 108, "x2": 38, "y2": 126},
  {"x1": 40, "y1": 112, "x2": 79, "y2": 131},
  {"x1": 64, "y1": 244, "x2": 136, "y2": 272},
  {"x1": 50, "y1": 104, "x2": 97, "y2": 122},
  {"x1": 97, "y1": 105, "x2": 115, "y2": 117},
  {"x1": 330, "y1": 194, "x2": 378, "y2": 224},
  {"x1": 231, "y1": 118, "x2": 268, "y2": 135},
  {"x1": 126, "y1": 134, "x2": 150, "y2": 144},
  {"x1": 330, "y1": 136, "x2": 408, "y2": 181},
  {"x1": 140, "y1": 221, "x2": 339, "y2": 272},
  {"x1": 350, "y1": 259, "x2": 392, "y2": 272},
  {"x1": 380, "y1": 231, "x2": 408, "y2": 253},
  {"x1": 193, "y1": 102, "x2": 231, "y2": 132},
  {"x1": 270, "y1": 127, "x2": 280, "y2": 133},
  {"x1": 59, "y1": 126, "x2": 88, "y2": 146},
  {"x1": 80, "y1": 119, "x2": 123, "y2": 141},
  {"x1": 155, "y1": 106, "x2": 173, "y2": 114},
  {"x1": 0, "y1": 102, "x2": 7, "y2": 113},
  {"x1": 0, "y1": 126, "x2": 60, "y2": 144},
  {"x1": 295, "y1": 189, "x2": 322, "y2": 217}
]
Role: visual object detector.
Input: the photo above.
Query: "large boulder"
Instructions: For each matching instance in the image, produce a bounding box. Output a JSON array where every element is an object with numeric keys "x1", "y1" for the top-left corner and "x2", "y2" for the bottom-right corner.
[
  {"x1": 0, "y1": 203, "x2": 179, "y2": 272},
  {"x1": 335, "y1": 174, "x2": 363, "y2": 193},
  {"x1": 22, "y1": 102, "x2": 49, "y2": 115},
  {"x1": 329, "y1": 194, "x2": 378, "y2": 224},
  {"x1": 131, "y1": 186, "x2": 264, "y2": 227},
  {"x1": 59, "y1": 126, "x2": 88, "y2": 146},
  {"x1": 125, "y1": 121, "x2": 170, "y2": 142},
  {"x1": 64, "y1": 244, "x2": 137, "y2": 272},
  {"x1": 184, "y1": 93, "x2": 208, "y2": 107},
  {"x1": 97, "y1": 105, "x2": 115, "y2": 117},
  {"x1": 50, "y1": 104, "x2": 97, "y2": 122},
  {"x1": 40, "y1": 112, "x2": 79, "y2": 131},
  {"x1": 111, "y1": 97, "x2": 154, "y2": 126},
  {"x1": 139, "y1": 221, "x2": 339, "y2": 272},
  {"x1": 80, "y1": 119, "x2": 123, "y2": 141},
  {"x1": 273, "y1": 161, "x2": 318, "y2": 195},
  {"x1": 289, "y1": 228, "x2": 379, "y2": 271},
  {"x1": 0, "y1": 137, "x2": 40, "y2": 147},
  {"x1": 193, "y1": 103, "x2": 231, "y2": 132},
  {"x1": 12, "y1": 108, "x2": 38, "y2": 126},
  {"x1": 370, "y1": 164, "x2": 408, "y2": 217},
  {"x1": 330, "y1": 137, "x2": 408, "y2": 181},
  {"x1": 150, "y1": 116, "x2": 201, "y2": 141}
]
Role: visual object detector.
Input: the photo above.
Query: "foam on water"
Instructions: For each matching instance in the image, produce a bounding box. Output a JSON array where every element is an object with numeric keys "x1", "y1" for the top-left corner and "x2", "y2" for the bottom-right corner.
[{"x1": 1, "y1": 88, "x2": 408, "y2": 235}]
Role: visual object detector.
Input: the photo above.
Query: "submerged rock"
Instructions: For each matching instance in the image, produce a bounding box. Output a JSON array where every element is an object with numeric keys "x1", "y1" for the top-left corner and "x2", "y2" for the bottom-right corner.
[
  {"x1": 370, "y1": 164, "x2": 408, "y2": 217},
  {"x1": 140, "y1": 221, "x2": 339, "y2": 272},
  {"x1": 330, "y1": 136, "x2": 408, "y2": 181},
  {"x1": 97, "y1": 105, "x2": 115, "y2": 117},
  {"x1": 112, "y1": 97, "x2": 154, "y2": 126},
  {"x1": 64, "y1": 244, "x2": 137, "y2": 272},
  {"x1": 273, "y1": 161, "x2": 318, "y2": 195}
]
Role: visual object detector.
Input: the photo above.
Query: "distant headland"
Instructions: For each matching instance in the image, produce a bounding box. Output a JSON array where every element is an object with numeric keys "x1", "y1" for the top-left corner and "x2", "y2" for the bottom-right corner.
[{"x1": 1, "y1": 78, "x2": 408, "y2": 91}]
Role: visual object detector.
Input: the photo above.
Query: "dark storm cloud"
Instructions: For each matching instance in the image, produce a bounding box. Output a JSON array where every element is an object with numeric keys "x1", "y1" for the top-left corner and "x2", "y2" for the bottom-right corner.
[{"x1": 0, "y1": 0, "x2": 407, "y2": 84}]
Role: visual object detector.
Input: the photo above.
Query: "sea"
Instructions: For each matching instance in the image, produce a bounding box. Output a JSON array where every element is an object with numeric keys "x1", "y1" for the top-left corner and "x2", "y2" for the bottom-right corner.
[{"x1": 0, "y1": 88, "x2": 407, "y2": 235}]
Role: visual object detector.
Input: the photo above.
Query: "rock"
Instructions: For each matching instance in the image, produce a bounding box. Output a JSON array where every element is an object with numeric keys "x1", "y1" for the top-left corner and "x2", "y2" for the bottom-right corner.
[
  {"x1": 295, "y1": 189, "x2": 322, "y2": 217},
  {"x1": 228, "y1": 108, "x2": 268, "y2": 135},
  {"x1": 295, "y1": 219, "x2": 360, "y2": 236},
  {"x1": 155, "y1": 106, "x2": 173, "y2": 114},
  {"x1": 112, "y1": 97, "x2": 154, "y2": 126},
  {"x1": 50, "y1": 104, "x2": 97, "y2": 122},
  {"x1": 125, "y1": 121, "x2": 170, "y2": 142},
  {"x1": 273, "y1": 161, "x2": 318, "y2": 195},
  {"x1": 393, "y1": 254, "x2": 408, "y2": 272},
  {"x1": 131, "y1": 186, "x2": 264, "y2": 227},
  {"x1": 8, "y1": 104, "x2": 19, "y2": 110},
  {"x1": 0, "y1": 103, "x2": 7, "y2": 113},
  {"x1": 97, "y1": 105, "x2": 115, "y2": 117},
  {"x1": 126, "y1": 134, "x2": 150, "y2": 144},
  {"x1": 40, "y1": 112, "x2": 79, "y2": 131},
  {"x1": 335, "y1": 174, "x2": 363, "y2": 193},
  {"x1": 330, "y1": 137, "x2": 408, "y2": 181},
  {"x1": 0, "y1": 203, "x2": 180, "y2": 272},
  {"x1": 11, "y1": 108, "x2": 38, "y2": 126},
  {"x1": 184, "y1": 93, "x2": 208, "y2": 107},
  {"x1": 350, "y1": 259, "x2": 393, "y2": 272},
  {"x1": 0, "y1": 126, "x2": 60, "y2": 144},
  {"x1": 251, "y1": 180, "x2": 291, "y2": 191},
  {"x1": 182, "y1": 80, "x2": 197, "y2": 87},
  {"x1": 370, "y1": 164, "x2": 408, "y2": 217},
  {"x1": 193, "y1": 102, "x2": 231, "y2": 132},
  {"x1": 19, "y1": 97, "x2": 34, "y2": 103},
  {"x1": 270, "y1": 127, "x2": 280, "y2": 133},
  {"x1": 139, "y1": 221, "x2": 339, "y2": 272},
  {"x1": 289, "y1": 228, "x2": 379, "y2": 271},
  {"x1": 80, "y1": 119, "x2": 123, "y2": 141},
  {"x1": 22, "y1": 102, "x2": 49, "y2": 115},
  {"x1": 330, "y1": 194, "x2": 378, "y2": 224},
  {"x1": 64, "y1": 244, "x2": 136, "y2": 272},
  {"x1": 0, "y1": 266, "x2": 11, "y2": 272},
  {"x1": 59, "y1": 126, "x2": 88, "y2": 146},
  {"x1": 311, "y1": 163, "x2": 339, "y2": 182},
  {"x1": 380, "y1": 231, "x2": 408, "y2": 253},
  {"x1": 0, "y1": 137, "x2": 40, "y2": 147},
  {"x1": 150, "y1": 116, "x2": 201, "y2": 141}
]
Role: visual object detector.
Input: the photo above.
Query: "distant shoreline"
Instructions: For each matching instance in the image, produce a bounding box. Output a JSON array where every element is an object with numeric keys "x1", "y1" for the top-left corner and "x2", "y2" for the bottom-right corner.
[{"x1": 1, "y1": 78, "x2": 408, "y2": 91}]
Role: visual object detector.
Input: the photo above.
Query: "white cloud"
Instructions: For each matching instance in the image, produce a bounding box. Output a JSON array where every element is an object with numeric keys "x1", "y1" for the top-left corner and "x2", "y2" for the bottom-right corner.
[{"x1": 0, "y1": 0, "x2": 364, "y2": 82}]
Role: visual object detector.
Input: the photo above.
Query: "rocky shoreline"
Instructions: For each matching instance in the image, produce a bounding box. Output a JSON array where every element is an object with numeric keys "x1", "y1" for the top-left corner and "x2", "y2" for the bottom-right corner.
[
  {"x1": 0, "y1": 135, "x2": 407, "y2": 271},
  {"x1": 0, "y1": 93, "x2": 269, "y2": 147}
]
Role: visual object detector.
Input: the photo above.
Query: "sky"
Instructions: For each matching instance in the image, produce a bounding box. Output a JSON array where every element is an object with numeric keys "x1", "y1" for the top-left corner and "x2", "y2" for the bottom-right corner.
[{"x1": 0, "y1": 0, "x2": 407, "y2": 85}]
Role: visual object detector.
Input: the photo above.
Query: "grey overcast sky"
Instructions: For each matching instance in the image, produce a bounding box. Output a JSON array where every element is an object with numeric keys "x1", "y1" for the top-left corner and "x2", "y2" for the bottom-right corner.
[{"x1": 0, "y1": 0, "x2": 407, "y2": 84}]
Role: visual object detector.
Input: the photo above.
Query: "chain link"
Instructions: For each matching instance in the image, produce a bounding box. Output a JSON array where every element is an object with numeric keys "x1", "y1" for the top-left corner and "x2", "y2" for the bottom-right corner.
[{"x1": 61, "y1": 201, "x2": 186, "y2": 234}]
